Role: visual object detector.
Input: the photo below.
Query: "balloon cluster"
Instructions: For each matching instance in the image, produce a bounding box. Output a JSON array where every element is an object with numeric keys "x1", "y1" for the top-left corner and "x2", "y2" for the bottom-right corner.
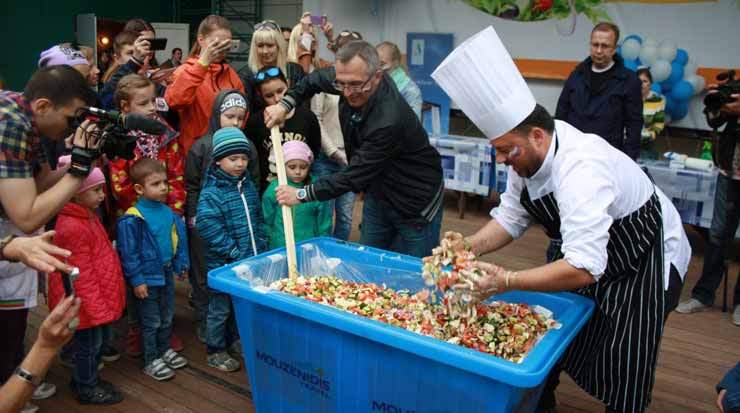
[{"x1": 618, "y1": 35, "x2": 705, "y2": 121}]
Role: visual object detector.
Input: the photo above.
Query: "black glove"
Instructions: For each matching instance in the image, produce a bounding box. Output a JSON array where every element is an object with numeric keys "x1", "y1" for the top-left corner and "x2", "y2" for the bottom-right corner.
[{"x1": 67, "y1": 146, "x2": 99, "y2": 177}]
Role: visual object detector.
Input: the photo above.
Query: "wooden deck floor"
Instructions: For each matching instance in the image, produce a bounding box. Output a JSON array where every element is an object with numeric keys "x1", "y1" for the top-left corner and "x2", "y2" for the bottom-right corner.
[{"x1": 27, "y1": 196, "x2": 740, "y2": 413}]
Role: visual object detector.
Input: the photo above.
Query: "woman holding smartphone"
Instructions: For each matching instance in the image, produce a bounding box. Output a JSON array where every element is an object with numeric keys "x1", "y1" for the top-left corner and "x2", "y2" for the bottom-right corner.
[{"x1": 165, "y1": 14, "x2": 245, "y2": 155}]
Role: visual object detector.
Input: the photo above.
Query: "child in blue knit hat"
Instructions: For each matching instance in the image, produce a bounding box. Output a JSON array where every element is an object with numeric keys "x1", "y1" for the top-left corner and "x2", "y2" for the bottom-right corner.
[{"x1": 196, "y1": 126, "x2": 267, "y2": 372}]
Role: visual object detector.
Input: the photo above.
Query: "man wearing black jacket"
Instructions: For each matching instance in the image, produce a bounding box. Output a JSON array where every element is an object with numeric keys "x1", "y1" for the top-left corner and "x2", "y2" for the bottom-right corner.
[
  {"x1": 556, "y1": 22, "x2": 643, "y2": 160},
  {"x1": 264, "y1": 40, "x2": 444, "y2": 257}
]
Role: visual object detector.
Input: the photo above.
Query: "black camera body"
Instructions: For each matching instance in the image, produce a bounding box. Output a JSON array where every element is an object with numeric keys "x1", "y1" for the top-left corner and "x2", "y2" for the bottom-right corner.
[
  {"x1": 703, "y1": 70, "x2": 740, "y2": 172},
  {"x1": 74, "y1": 106, "x2": 166, "y2": 160},
  {"x1": 704, "y1": 70, "x2": 740, "y2": 130}
]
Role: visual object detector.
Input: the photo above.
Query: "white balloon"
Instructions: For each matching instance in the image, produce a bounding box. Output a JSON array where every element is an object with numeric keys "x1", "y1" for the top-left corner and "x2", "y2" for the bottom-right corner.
[
  {"x1": 621, "y1": 38, "x2": 642, "y2": 61},
  {"x1": 657, "y1": 40, "x2": 677, "y2": 61},
  {"x1": 643, "y1": 37, "x2": 658, "y2": 47},
  {"x1": 639, "y1": 44, "x2": 659, "y2": 67},
  {"x1": 685, "y1": 74, "x2": 706, "y2": 95},
  {"x1": 650, "y1": 60, "x2": 672, "y2": 82},
  {"x1": 684, "y1": 61, "x2": 698, "y2": 76}
]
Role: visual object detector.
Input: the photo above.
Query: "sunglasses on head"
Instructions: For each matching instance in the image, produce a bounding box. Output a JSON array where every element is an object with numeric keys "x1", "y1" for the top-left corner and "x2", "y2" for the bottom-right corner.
[
  {"x1": 254, "y1": 66, "x2": 282, "y2": 82},
  {"x1": 254, "y1": 20, "x2": 280, "y2": 32},
  {"x1": 337, "y1": 31, "x2": 361, "y2": 39}
]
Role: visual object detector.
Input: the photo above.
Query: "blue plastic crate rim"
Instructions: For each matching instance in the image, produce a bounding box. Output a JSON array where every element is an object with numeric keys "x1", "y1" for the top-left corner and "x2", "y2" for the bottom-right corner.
[{"x1": 209, "y1": 237, "x2": 594, "y2": 388}]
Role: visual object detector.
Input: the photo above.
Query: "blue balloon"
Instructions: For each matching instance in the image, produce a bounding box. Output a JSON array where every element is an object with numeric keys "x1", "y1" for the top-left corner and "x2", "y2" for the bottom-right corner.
[
  {"x1": 670, "y1": 80, "x2": 694, "y2": 101},
  {"x1": 624, "y1": 34, "x2": 642, "y2": 45},
  {"x1": 665, "y1": 97, "x2": 677, "y2": 115},
  {"x1": 623, "y1": 58, "x2": 639, "y2": 71},
  {"x1": 650, "y1": 83, "x2": 662, "y2": 94},
  {"x1": 674, "y1": 48, "x2": 689, "y2": 65},
  {"x1": 672, "y1": 100, "x2": 689, "y2": 120},
  {"x1": 667, "y1": 61, "x2": 685, "y2": 85},
  {"x1": 661, "y1": 80, "x2": 674, "y2": 93}
]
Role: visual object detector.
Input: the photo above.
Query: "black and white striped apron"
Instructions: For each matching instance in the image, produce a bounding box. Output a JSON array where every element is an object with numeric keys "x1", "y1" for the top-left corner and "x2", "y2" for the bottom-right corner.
[{"x1": 519, "y1": 140, "x2": 666, "y2": 413}]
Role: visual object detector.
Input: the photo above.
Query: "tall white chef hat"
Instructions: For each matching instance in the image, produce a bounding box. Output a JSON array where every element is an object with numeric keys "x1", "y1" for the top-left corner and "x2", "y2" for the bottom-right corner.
[{"x1": 432, "y1": 26, "x2": 536, "y2": 140}]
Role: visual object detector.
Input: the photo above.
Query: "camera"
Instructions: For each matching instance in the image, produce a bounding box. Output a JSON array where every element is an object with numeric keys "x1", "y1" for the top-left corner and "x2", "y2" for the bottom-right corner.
[
  {"x1": 703, "y1": 70, "x2": 740, "y2": 130},
  {"x1": 74, "y1": 106, "x2": 167, "y2": 160}
]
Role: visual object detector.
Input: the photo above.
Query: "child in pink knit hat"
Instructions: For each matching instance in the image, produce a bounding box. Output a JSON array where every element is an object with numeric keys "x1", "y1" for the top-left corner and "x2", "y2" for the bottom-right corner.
[
  {"x1": 261, "y1": 141, "x2": 332, "y2": 250},
  {"x1": 49, "y1": 156, "x2": 126, "y2": 405}
]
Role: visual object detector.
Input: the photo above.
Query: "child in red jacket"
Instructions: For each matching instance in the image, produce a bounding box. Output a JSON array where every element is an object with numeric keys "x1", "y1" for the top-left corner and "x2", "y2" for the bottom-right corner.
[{"x1": 48, "y1": 167, "x2": 126, "y2": 405}]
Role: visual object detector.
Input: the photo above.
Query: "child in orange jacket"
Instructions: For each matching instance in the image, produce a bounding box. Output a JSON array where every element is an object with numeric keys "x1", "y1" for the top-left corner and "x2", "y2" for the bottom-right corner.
[{"x1": 165, "y1": 14, "x2": 245, "y2": 155}]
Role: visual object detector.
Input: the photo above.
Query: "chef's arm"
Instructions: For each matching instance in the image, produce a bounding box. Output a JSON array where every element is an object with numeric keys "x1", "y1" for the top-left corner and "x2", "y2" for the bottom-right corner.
[
  {"x1": 466, "y1": 219, "x2": 514, "y2": 256},
  {"x1": 511, "y1": 260, "x2": 596, "y2": 292}
]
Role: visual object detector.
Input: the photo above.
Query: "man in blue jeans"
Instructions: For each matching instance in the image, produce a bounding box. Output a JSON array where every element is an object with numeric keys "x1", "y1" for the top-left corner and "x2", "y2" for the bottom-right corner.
[
  {"x1": 312, "y1": 153, "x2": 355, "y2": 241},
  {"x1": 265, "y1": 41, "x2": 443, "y2": 257},
  {"x1": 676, "y1": 93, "x2": 740, "y2": 326}
]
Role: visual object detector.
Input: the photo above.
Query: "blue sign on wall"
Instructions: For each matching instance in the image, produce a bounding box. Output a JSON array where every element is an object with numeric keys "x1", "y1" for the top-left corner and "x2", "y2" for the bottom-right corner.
[{"x1": 407, "y1": 33, "x2": 453, "y2": 136}]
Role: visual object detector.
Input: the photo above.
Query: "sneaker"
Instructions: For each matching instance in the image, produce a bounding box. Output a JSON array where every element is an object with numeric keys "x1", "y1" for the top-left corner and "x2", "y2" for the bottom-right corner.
[
  {"x1": 228, "y1": 340, "x2": 243, "y2": 359},
  {"x1": 75, "y1": 384, "x2": 124, "y2": 405},
  {"x1": 126, "y1": 326, "x2": 143, "y2": 357},
  {"x1": 101, "y1": 345, "x2": 121, "y2": 362},
  {"x1": 676, "y1": 298, "x2": 710, "y2": 314},
  {"x1": 207, "y1": 352, "x2": 240, "y2": 372},
  {"x1": 20, "y1": 402, "x2": 38, "y2": 413},
  {"x1": 144, "y1": 358, "x2": 175, "y2": 381},
  {"x1": 31, "y1": 382, "x2": 56, "y2": 400},
  {"x1": 162, "y1": 349, "x2": 188, "y2": 369},
  {"x1": 733, "y1": 305, "x2": 740, "y2": 326},
  {"x1": 170, "y1": 333, "x2": 184, "y2": 352}
]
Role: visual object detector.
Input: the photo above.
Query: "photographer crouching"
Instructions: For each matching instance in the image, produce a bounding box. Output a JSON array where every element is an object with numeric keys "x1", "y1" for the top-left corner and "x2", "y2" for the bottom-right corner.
[
  {"x1": 677, "y1": 70, "x2": 740, "y2": 328},
  {"x1": 0, "y1": 65, "x2": 99, "y2": 413},
  {"x1": 0, "y1": 65, "x2": 99, "y2": 273}
]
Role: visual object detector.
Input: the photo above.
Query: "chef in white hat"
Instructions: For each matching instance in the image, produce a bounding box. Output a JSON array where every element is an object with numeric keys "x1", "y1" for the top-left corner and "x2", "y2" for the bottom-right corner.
[{"x1": 432, "y1": 26, "x2": 691, "y2": 413}]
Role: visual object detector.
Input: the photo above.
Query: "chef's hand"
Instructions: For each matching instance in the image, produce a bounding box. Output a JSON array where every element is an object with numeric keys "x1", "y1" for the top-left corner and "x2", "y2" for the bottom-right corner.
[
  {"x1": 275, "y1": 185, "x2": 300, "y2": 206},
  {"x1": 717, "y1": 389, "x2": 726, "y2": 413},
  {"x1": 472, "y1": 261, "x2": 507, "y2": 298},
  {"x1": 264, "y1": 104, "x2": 288, "y2": 128}
]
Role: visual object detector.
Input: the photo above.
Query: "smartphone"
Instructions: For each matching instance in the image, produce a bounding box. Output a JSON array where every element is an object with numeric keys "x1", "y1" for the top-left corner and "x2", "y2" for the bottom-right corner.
[
  {"x1": 230, "y1": 39, "x2": 241, "y2": 52},
  {"x1": 309, "y1": 14, "x2": 327, "y2": 26},
  {"x1": 148, "y1": 38, "x2": 168, "y2": 51},
  {"x1": 61, "y1": 268, "x2": 80, "y2": 297}
]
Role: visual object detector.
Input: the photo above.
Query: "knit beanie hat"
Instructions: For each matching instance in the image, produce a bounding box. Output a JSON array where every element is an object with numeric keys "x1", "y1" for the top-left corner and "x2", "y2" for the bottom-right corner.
[
  {"x1": 282, "y1": 140, "x2": 314, "y2": 164},
  {"x1": 38, "y1": 45, "x2": 89, "y2": 68},
  {"x1": 57, "y1": 155, "x2": 106, "y2": 193},
  {"x1": 212, "y1": 127, "x2": 252, "y2": 161},
  {"x1": 219, "y1": 92, "x2": 248, "y2": 114}
]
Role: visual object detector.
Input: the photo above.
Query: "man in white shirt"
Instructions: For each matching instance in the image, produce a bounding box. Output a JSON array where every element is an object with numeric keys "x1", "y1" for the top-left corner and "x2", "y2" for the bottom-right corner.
[{"x1": 432, "y1": 26, "x2": 691, "y2": 413}]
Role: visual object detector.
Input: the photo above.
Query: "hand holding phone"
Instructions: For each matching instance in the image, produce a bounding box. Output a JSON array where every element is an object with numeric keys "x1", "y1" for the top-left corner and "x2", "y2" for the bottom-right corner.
[{"x1": 148, "y1": 38, "x2": 168, "y2": 51}]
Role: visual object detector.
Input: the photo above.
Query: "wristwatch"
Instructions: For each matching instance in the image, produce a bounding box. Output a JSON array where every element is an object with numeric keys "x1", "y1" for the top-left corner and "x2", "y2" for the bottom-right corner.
[
  {"x1": 14, "y1": 366, "x2": 42, "y2": 387},
  {"x1": 0, "y1": 234, "x2": 16, "y2": 261},
  {"x1": 296, "y1": 187, "x2": 308, "y2": 203}
]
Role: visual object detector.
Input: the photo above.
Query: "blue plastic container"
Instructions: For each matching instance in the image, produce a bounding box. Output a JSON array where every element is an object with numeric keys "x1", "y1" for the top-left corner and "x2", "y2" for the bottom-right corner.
[{"x1": 209, "y1": 238, "x2": 594, "y2": 413}]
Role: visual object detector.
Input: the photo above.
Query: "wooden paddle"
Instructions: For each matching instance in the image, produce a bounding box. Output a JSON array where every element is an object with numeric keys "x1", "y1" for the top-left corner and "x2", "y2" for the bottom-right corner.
[{"x1": 270, "y1": 127, "x2": 299, "y2": 279}]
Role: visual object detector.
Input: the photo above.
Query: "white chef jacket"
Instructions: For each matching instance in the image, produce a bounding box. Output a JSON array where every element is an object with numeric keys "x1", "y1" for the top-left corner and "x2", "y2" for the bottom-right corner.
[{"x1": 492, "y1": 120, "x2": 691, "y2": 288}]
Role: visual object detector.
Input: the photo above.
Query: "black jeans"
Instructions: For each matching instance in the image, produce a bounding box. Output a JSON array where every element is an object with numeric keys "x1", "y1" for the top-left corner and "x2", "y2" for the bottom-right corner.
[
  {"x1": 0, "y1": 309, "x2": 28, "y2": 382},
  {"x1": 692, "y1": 174, "x2": 740, "y2": 308}
]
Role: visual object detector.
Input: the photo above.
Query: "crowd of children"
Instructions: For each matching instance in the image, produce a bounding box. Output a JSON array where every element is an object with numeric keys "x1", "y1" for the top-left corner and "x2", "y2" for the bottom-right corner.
[{"x1": 0, "y1": 12, "x2": 352, "y2": 411}]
